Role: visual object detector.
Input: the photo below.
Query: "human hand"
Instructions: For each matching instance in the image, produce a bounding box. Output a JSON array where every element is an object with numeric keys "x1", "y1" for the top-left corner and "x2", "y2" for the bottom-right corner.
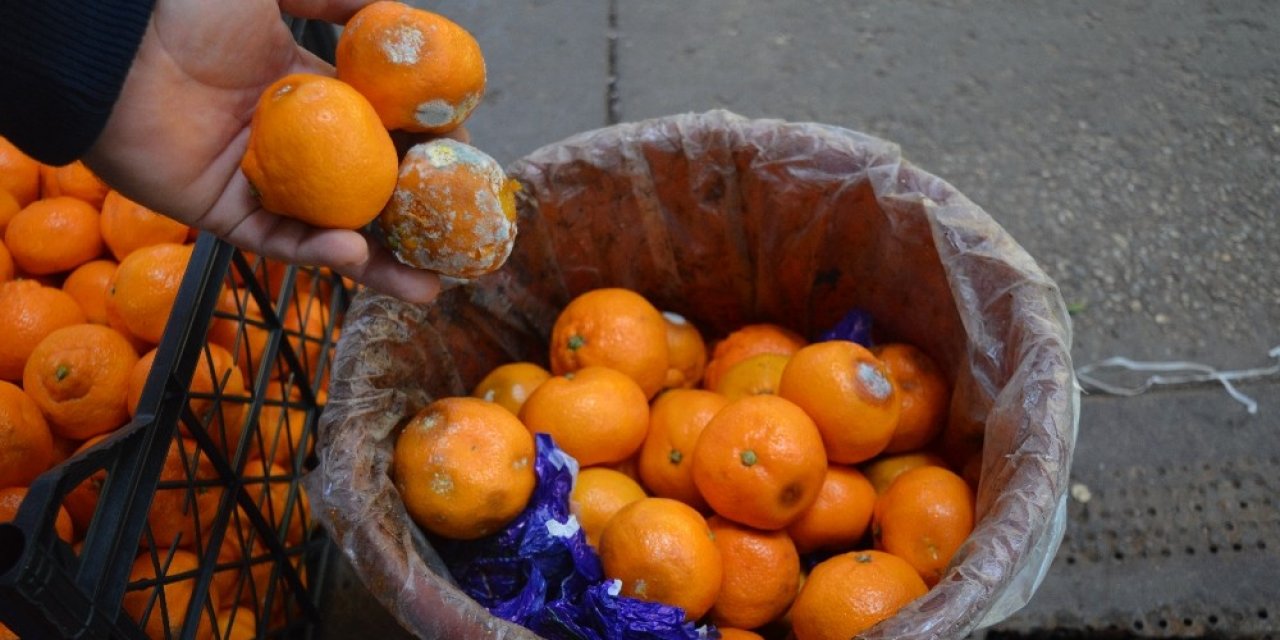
[{"x1": 83, "y1": 0, "x2": 443, "y2": 303}]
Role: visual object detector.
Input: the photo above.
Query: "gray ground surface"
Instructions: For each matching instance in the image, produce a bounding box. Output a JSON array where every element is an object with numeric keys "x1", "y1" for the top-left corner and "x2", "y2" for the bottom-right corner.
[{"x1": 317, "y1": 2, "x2": 1280, "y2": 638}]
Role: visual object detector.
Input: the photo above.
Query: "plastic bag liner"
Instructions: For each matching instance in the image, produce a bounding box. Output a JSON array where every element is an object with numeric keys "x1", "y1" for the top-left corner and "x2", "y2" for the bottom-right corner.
[{"x1": 306, "y1": 110, "x2": 1079, "y2": 639}]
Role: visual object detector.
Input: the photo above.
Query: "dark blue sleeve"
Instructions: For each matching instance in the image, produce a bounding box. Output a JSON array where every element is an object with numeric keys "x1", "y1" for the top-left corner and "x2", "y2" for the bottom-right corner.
[{"x1": 0, "y1": 0, "x2": 157, "y2": 166}]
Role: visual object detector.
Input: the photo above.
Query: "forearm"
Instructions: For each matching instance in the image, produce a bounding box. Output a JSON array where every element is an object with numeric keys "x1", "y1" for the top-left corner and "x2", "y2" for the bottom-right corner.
[{"x1": 0, "y1": 0, "x2": 156, "y2": 165}]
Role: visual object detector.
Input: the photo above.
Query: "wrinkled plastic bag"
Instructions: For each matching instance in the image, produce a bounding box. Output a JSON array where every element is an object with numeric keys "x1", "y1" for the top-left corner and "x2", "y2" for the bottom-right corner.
[{"x1": 306, "y1": 110, "x2": 1079, "y2": 639}]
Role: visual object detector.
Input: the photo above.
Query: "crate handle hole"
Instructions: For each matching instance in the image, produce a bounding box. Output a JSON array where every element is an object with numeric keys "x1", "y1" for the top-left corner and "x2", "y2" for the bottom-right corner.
[{"x1": 0, "y1": 524, "x2": 25, "y2": 576}]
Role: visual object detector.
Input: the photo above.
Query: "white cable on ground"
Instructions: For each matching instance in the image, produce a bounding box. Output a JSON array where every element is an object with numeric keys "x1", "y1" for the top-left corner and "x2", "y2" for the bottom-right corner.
[{"x1": 1075, "y1": 346, "x2": 1280, "y2": 415}]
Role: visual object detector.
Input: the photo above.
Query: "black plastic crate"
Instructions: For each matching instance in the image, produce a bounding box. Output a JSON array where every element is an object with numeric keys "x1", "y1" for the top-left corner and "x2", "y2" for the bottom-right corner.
[{"x1": 0, "y1": 18, "x2": 345, "y2": 640}]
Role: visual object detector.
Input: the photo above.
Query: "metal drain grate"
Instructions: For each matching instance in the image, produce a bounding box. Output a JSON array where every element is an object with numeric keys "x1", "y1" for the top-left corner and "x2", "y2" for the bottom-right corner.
[{"x1": 985, "y1": 455, "x2": 1279, "y2": 639}]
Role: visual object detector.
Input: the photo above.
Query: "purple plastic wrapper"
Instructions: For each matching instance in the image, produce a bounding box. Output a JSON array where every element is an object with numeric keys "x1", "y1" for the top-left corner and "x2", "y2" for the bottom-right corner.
[
  {"x1": 306, "y1": 111, "x2": 1078, "y2": 639},
  {"x1": 817, "y1": 306, "x2": 874, "y2": 345}
]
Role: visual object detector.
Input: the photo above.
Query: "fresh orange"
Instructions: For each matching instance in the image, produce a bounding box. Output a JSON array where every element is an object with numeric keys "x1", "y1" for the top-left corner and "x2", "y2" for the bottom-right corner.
[
  {"x1": 39, "y1": 161, "x2": 109, "y2": 209},
  {"x1": 241, "y1": 73, "x2": 398, "y2": 229},
  {"x1": 61, "y1": 259, "x2": 118, "y2": 325},
  {"x1": 472, "y1": 361, "x2": 551, "y2": 415},
  {"x1": 106, "y1": 242, "x2": 193, "y2": 345},
  {"x1": 393, "y1": 396, "x2": 536, "y2": 540},
  {"x1": 121, "y1": 549, "x2": 218, "y2": 640},
  {"x1": 549, "y1": 288, "x2": 669, "y2": 398},
  {"x1": 0, "y1": 280, "x2": 86, "y2": 381},
  {"x1": 22, "y1": 324, "x2": 138, "y2": 440},
  {"x1": 662, "y1": 311, "x2": 707, "y2": 389},
  {"x1": 570, "y1": 466, "x2": 647, "y2": 548},
  {"x1": 336, "y1": 1, "x2": 486, "y2": 133},
  {"x1": 376, "y1": 139, "x2": 519, "y2": 278},
  {"x1": 62, "y1": 434, "x2": 110, "y2": 538},
  {"x1": 251, "y1": 381, "x2": 311, "y2": 466},
  {"x1": 0, "y1": 486, "x2": 74, "y2": 543},
  {"x1": 243, "y1": 457, "x2": 309, "y2": 547},
  {"x1": 4, "y1": 197, "x2": 104, "y2": 275},
  {"x1": 707, "y1": 515, "x2": 801, "y2": 629},
  {"x1": 127, "y1": 344, "x2": 247, "y2": 456},
  {"x1": 99, "y1": 190, "x2": 189, "y2": 261},
  {"x1": 0, "y1": 137, "x2": 40, "y2": 207},
  {"x1": 717, "y1": 630, "x2": 765, "y2": 640},
  {"x1": 872, "y1": 343, "x2": 950, "y2": 453},
  {"x1": 777, "y1": 340, "x2": 901, "y2": 464},
  {"x1": 282, "y1": 292, "x2": 329, "y2": 374},
  {"x1": 714, "y1": 352, "x2": 790, "y2": 401},
  {"x1": 519, "y1": 365, "x2": 650, "y2": 467},
  {"x1": 598, "y1": 497, "x2": 722, "y2": 621},
  {"x1": 207, "y1": 288, "x2": 270, "y2": 382},
  {"x1": 789, "y1": 550, "x2": 928, "y2": 640},
  {"x1": 0, "y1": 242, "x2": 12, "y2": 283},
  {"x1": 637, "y1": 388, "x2": 728, "y2": 511},
  {"x1": 0, "y1": 380, "x2": 54, "y2": 488},
  {"x1": 216, "y1": 607, "x2": 257, "y2": 640},
  {"x1": 691, "y1": 395, "x2": 827, "y2": 530},
  {"x1": 861, "y1": 451, "x2": 948, "y2": 495},
  {"x1": 702, "y1": 323, "x2": 807, "y2": 393},
  {"x1": 0, "y1": 190, "x2": 21, "y2": 236},
  {"x1": 143, "y1": 438, "x2": 223, "y2": 550},
  {"x1": 872, "y1": 465, "x2": 975, "y2": 586},
  {"x1": 786, "y1": 465, "x2": 877, "y2": 554}
]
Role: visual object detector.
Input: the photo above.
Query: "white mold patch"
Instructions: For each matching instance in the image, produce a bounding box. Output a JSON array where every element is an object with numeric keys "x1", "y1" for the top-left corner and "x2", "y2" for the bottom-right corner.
[{"x1": 381, "y1": 24, "x2": 425, "y2": 65}]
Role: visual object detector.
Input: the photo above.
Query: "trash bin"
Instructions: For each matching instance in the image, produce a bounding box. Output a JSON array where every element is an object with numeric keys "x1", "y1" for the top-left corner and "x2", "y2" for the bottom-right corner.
[{"x1": 309, "y1": 110, "x2": 1079, "y2": 639}]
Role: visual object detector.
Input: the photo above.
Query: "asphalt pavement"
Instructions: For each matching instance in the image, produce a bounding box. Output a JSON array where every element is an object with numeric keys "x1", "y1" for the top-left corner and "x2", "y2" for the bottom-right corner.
[{"x1": 318, "y1": 2, "x2": 1280, "y2": 637}]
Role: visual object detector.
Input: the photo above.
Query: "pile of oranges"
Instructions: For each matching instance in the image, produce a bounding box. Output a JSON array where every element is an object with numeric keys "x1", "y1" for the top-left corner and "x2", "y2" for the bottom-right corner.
[
  {"x1": 0, "y1": 134, "x2": 340, "y2": 640},
  {"x1": 394, "y1": 287, "x2": 981, "y2": 639}
]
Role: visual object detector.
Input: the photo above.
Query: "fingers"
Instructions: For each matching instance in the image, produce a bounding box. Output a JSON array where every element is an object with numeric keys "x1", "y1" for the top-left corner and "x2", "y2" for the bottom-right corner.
[
  {"x1": 330, "y1": 239, "x2": 446, "y2": 304},
  {"x1": 278, "y1": 0, "x2": 375, "y2": 25}
]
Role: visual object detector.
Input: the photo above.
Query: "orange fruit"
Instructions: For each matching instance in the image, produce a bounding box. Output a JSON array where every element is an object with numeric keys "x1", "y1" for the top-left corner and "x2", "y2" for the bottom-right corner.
[
  {"x1": 0, "y1": 486, "x2": 74, "y2": 543},
  {"x1": 39, "y1": 161, "x2": 109, "y2": 209},
  {"x1": 61, "y1": 259, "x2": 118, "y2": 325},
  {"x1": 472, "y1": 361, "x2": 551, "y2": 415},
  {"x1": 786, "y1": 465, "x2": 877, "y2": 554},
  {"x1": 106, "y1": 242, "x2": 193, "y2": 345},
  {"x1": 714, "y1": 352, "x2": 790, "y2": 401},
  {"x1": 789, "y1": 550, "x2": 928, "y2": 640},
  {"x1": 637, "y1": 388, "x2": 728, "y2": 511},
  {"x1": 4, "y1": 197, "x2": 104, "y2": 275},
  {"x1": 62, "y1": 434, "x2": 110, "y2": 538},
  {"x1": 570, "y1": 466, "x2": 647, "y2": 547},
  {"x1": 549, "y1": 288, "x2": 669, "y2": 399},
  {"x1": 216, "y1": 607, "x2": 257, "y2": 640},
  {"x1": 702, "y1": 323, "x2": 806, "y2": 392},
  {"x1": 598, "y1": 497, "x2": 722, "y2": 621},
  {"x1": 0, "y1": 190, "x2": 21, "y2": 237},
  {"x1": 22, "y1": 324, "x2": 138, "y2": 440},
  {"x1": 144, "y1": 438, "x2": 223, "y2": 550},
  {"x1": 691, "y1": 395, "x2": 827, "y2": 530},
  {"x1": 872, "y1": 343, "x2": 950, "y2": 453},
  {"x1": 872, "y1": 465, "x2": 975, "y2": 586},
  {"x1": 519, "y1": 365, "x2": 650, "y2": 467},
  {"x1": 661, "y1": 311, "x2": 707, "y2": 389},
  {"x1": 121, "y1": 549, "x2": 218, "y2": 640},
  {"x1": 0, "y1": 280, "x2": 86, "y2": 381},
  {"x1": 282, "y1": 292, "x2": 330, "y2": 374},
  {"x1": 0, "y1": 380, "x2": 54, "y2": 488},
  {"x1": 99, "y1": 190, "x2": 189, "y2": 261},
  {"x1": 707, "y1": 515, "x2": 801, "y2": 629},
  {"x1": 393, "y1": 396, "x2": 536, "y2": 540},
  {"x1": 861, "y1": 451, "x2": 948, "y2": 495},
  {"x1": 0, "y1": 242, "x2": 12, "y2": 284},
  {"x1": 0, "y1": 137, "x2": 40, "y2": 207},
  {"x1": 777, "y1": 340, "x2": 901, "y2": 464},
  {"x1": 717, "y1": 630, "x2": 765, "y2": 640},
  {"x1": 207, "y1": 289, "x2": 270, "y2": 383},
  {"x1": 241, "y1": 73, "x2": 398, "y2": 229},
  {"x1": 376, "y1": 139, "x2": 519, "y2": 278},
  {"x1": 243, "y1": 457, "x2": 309, "y2": 547},
  {"x1": 336, "y1": 1, "x2": 486, "y2": 133},
  {"x1": 251, "y1": 381, "x2": 311, "y2": 466},
  {"x1": 128, "y1": 344, "x2": 248, "y2": 455}
]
